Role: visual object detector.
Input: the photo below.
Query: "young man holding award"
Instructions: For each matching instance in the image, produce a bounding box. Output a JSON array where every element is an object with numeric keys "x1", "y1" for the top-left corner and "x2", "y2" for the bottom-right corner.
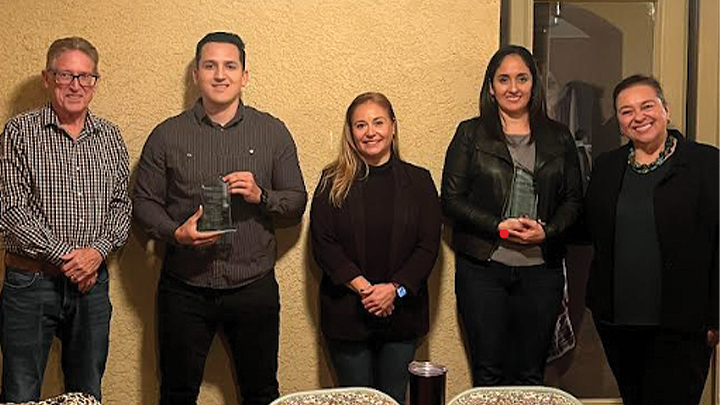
[{"x1": 132, "y1": 31, "x2": 306, "y2": 405}]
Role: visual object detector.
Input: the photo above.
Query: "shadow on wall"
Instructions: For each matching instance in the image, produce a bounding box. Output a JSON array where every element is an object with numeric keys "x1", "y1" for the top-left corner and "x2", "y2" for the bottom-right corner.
[
  {"x1": 116, "y1": 160, "x2": 164, "y2": 404},
  {"x1": 5, "y1": 74, "x2": 47, "y2": 119},
  {"x1": 184, "y1": 60, "x2": 200, "y2": 110},
  {"x1": 303, "y1": 231, "x2": 337, "y2": 389},
  {"x1": 440, "y1": 224, "x2": 474, "y2": 373},
  {"x1": 416, "y1": 225, "x2": 448, "y2": 362},
  {"x1": 0, "y1": 74, "x2": 65, "y2": 399}
]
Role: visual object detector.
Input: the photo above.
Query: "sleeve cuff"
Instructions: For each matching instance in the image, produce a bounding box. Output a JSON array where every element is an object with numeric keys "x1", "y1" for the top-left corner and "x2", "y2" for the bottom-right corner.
[
  {"x1": 91, "y1": 239, "x2": 112, "y2": 260},
  {"x1": 46, "y1": 242, "x2": 74, "y2": 267},
  {"x1": 159, "y1": 221, "x2": 182, "y2": 245},
  {"x1": 260, "y1": 188, "x2": 275, "y2": 214},
  {"x1": 330, "y1": 264, "x2": 364, "y2": 286}
]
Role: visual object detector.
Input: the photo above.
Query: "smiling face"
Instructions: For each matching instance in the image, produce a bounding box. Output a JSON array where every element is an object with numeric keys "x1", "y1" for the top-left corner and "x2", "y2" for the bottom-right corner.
[
  {"x1": 615, "y1": 84, "x2": 669, "y2": 148},
  {"x1": 350, "y1": 101, "x2": 395, "y2": 166},
  {"x1": 43, "y1": 49, "x2": 97, "y2": 119},
  {"x1": 489, "y1": 54, "x2": 533, "y2": 119},
  {"x1": 194, "y1": 41, "x2": 248, "y2": 112}
]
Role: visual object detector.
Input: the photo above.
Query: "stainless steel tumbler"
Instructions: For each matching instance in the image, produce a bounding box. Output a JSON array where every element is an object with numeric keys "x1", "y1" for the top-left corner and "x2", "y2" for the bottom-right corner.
[{"x1": 408, "y1": 361, "x2": 447, "y2": 405}]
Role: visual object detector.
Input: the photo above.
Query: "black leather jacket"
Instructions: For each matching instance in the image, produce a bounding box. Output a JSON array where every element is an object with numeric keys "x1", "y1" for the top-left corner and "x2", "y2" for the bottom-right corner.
[{"x1": 441, "y1": 116, "x2": 583, "y2": 267}]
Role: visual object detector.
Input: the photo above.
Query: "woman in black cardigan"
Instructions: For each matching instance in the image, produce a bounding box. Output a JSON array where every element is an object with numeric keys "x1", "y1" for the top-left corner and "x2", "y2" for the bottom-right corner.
[
  {"x1": 310, "y1": 92, "x2": 441, "y2": 403},
  {"x1": 586, "y1": 75, "x2": 718, "y2": 405}
]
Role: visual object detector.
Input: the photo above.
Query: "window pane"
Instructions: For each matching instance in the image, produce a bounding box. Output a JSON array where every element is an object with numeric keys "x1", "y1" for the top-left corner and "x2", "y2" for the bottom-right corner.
[{"x1": 534, "y1": 2, "x2": 655, "y2": 160}]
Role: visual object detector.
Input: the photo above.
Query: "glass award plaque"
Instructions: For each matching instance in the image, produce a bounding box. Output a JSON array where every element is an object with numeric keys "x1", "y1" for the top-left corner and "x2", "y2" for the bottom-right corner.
[
  {"x1": 505, "y1": 165, "x2": 538, "y2": 219},
  {"x1": 198, "y1": 177, "x2": 236, "y2": 233}
]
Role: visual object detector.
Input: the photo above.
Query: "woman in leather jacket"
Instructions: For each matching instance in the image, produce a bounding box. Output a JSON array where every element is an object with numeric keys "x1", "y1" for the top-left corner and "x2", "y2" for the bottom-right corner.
[{"x1": 441, "y1": 45, "x2": 582, "y2": 385}]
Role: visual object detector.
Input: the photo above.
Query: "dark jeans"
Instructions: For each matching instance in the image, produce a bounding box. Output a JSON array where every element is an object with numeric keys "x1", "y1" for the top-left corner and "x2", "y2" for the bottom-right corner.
[
  {"x1": 327, "y1": 338, "x2": 417, "y2": 404},
  {"x1": 0, "y1": 265, "x2": 111, "y2": 403},
  {"x1": 596, "y1": 322, "x2": 712, "y2": 405},
  {"x1": 455, "y1": 255, "x2": 563, "y2": 386},
  {"x1": 157, "y1": 272, "x2": 280, "y2": 405}
]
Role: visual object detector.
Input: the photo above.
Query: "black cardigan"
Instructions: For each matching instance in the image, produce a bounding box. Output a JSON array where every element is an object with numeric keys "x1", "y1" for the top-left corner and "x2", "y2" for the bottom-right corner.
[
  {"x1": 585, "y1": 130, "x2": 719, "y2": 331},
  {"x1": 310, "y1": 158, "x2": 441, "y2": 341}
]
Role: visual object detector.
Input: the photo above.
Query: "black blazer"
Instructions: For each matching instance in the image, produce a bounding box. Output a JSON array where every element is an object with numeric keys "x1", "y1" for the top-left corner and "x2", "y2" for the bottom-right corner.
[
  {"x1": 586, "y1": 130, "x2": 719, "y2": 331},
  {"x1": 310, "y1": 158, "x2": 441, "y2": 341}
]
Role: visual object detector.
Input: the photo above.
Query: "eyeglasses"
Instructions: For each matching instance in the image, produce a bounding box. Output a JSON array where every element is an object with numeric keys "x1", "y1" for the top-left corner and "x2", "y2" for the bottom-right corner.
[{"x1": 49, "y1": 70, "x2": 99, "y2": 87}]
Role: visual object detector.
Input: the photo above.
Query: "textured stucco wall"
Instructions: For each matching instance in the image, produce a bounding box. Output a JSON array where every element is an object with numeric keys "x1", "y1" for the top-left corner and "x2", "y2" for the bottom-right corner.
[{"x1": 0, "y1": 1, "x2": 499, "y2": 404}]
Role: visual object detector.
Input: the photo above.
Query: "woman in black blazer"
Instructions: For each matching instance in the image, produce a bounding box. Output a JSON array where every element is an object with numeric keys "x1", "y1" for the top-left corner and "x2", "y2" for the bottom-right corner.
[
  {"x1": 586, "y1": 75, "x2": 718, "y2": 405},
  {"x1": 310, "y1": 92, "x2": 441, "y2": 403}
]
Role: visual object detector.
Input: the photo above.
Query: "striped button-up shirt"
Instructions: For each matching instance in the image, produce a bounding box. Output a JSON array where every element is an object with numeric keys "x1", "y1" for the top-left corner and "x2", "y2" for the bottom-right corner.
[
  {"x1": 132, "y1": 101, "x2": 307, "y2": 289},
  {"x1": 0, "y1": 104, "x2": 132, "y2": 266}
]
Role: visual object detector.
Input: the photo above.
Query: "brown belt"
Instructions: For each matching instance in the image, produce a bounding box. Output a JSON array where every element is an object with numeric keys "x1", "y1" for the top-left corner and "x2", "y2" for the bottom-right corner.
[{"x1": 4, "y1": 252, "x2": 63, "y2": 277}]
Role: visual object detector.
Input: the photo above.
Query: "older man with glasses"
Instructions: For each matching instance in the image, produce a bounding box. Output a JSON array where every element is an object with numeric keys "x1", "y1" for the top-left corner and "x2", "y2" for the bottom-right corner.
[{"x1": 0, "y1": 36, "x2": 131, "y2": 403}]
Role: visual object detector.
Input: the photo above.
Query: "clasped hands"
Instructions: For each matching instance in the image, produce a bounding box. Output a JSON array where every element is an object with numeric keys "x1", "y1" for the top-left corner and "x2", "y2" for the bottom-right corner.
[
  {"x1": 497, "y1": 217, "x2": 546, "y2": 244},
  {"x1": 61, "y1": 247, "x2": 103, "y2": 294},
  {"x1": 349, "y1": 276, "x2": 396, "y2": 318},
  {"x1": 174, "y1": 171, "x2": 260, "y2": 247}
]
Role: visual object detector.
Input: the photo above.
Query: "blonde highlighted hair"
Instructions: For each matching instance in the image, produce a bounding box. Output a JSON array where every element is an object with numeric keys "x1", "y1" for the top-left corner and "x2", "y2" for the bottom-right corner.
[{"x1": 320, "y1": 92, "x2": 400, "y2": 207}]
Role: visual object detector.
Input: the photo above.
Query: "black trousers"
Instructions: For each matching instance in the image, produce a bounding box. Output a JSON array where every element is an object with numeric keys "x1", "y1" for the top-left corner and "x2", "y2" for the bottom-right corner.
[
  {"x1": 157, "y1": 272, "x2": 280, "y2": 405},
  {"x1": 455, "y1": 255, "x2": 564, "y2": 386},
  {"x1": 596, "y1": 322, "x2": 712, "y2": 405}
]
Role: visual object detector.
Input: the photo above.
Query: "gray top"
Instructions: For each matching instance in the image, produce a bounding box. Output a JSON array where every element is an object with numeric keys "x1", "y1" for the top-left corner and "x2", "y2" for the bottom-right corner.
[
  {"x1": 491, "y1": 134, "x2": 544, "y2": 266},
  {"x1": 133, "y1": 100, "x2": 307, "y2": 289},
  {"x1": 505, "y1": 133, "x2": 535, "y2": 171},
  {"x1": 0, "y1": 104, "x2": 131, "y2": 265}
]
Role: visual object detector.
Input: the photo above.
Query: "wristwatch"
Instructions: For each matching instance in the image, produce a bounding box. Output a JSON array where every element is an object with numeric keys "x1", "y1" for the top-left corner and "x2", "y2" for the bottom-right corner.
[{"x1": 259, "y1": 187, "x2": 269, "y2": 207}]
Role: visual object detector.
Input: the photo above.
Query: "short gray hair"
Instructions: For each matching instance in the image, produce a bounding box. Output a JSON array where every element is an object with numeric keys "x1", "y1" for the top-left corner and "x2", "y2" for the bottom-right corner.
[{"x1": 46, "y1": 37, "x2": 99, "y2": 73}]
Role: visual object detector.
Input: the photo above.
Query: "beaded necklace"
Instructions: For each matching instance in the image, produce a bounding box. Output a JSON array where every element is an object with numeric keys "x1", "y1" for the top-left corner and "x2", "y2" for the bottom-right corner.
[{"x1": 627, "y1": 135, "x2": 675, "y2": 174}]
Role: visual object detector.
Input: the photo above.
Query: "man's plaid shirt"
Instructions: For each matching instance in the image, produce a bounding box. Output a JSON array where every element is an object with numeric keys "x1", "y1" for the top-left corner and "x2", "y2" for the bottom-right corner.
[{"x1": 0, "y1": 104, "x2": 131, "y2": 265}]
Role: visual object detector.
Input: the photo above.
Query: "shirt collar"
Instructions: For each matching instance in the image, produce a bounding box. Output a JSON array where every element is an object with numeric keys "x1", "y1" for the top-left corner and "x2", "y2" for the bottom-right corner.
[
  {"x1": 41, "y1": 103, "x2": 99, "y2": 137},
  {"x1": 192, "y1": 98, "x2": 245, "y2": 128}
]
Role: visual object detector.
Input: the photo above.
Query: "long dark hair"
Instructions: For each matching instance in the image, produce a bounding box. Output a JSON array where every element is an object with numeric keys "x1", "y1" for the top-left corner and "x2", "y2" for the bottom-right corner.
[{"x1": 479, "y1": 45, "x2": 548, "y2": 141}]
